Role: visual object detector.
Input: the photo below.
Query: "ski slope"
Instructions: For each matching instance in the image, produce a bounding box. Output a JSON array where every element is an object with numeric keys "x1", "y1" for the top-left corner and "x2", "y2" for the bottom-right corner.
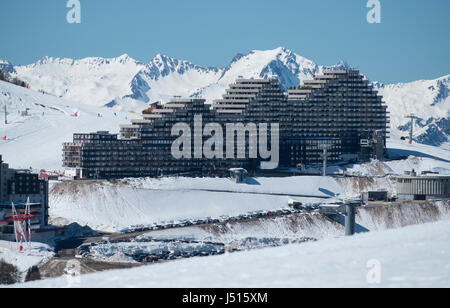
[
  {"x1": 0, "y1": 80, "x2": 132, "y2": 170},
  {"x1": 17, "y1": 218, "x2": 450, "y2": 288},
  {"x1": 13, "y1": 55, "x2": 147, "y2": 108}
]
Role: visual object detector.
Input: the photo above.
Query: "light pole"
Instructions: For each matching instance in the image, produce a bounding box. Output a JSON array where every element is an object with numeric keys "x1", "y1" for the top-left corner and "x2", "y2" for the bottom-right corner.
[
  {"x1": 405, "y1": 114, "x2": 419, "y2": 145},
  {"x1": 319, "y1": 144, "x2": 332, "y2": 177}
]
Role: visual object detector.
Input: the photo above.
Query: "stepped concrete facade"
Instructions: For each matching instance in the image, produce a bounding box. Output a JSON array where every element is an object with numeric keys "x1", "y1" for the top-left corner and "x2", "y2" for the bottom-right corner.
[{"x1": 63, "y1": 70, "x2": 389, "y2": 179}]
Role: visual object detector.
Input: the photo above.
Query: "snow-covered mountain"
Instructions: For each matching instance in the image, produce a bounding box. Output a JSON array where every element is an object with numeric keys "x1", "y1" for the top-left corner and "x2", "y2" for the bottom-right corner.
[
  {"x1": 374, "y1": 75, "x2": 450, "y2": 146},
  {"x1": 0, "y1": 60, "x2": 15, "y2": 73},
  {"x1": 12, "y1": 54, "x2": 146, "y2": 108},
  {"x1": 7, "y1": 47, "x2": 322, "y2": 108},
  {"x1": 122, "y1": 53, "x2": 223, "y2": 107},
  {"x1": 2, "y1": 47, "x2": 449, "y2": 147},
  {"x1": 0, "y1": 80, "x2": 131, "y2": 169},
  {"x1": 191, "y1": 47, "x2": 319, "y2": 102}
]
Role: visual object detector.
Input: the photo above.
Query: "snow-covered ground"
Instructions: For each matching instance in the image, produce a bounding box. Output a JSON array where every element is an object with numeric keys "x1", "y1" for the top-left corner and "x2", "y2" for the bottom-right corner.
[
  {"x1": 48, "y1": 152, "x2": 450, "y2": 233},
  {"x1": 16, "y1": 218, "x2": 450, "y2": 288},
  {"x1": 4, "y1": 47, "x2": 449, "y2": 146},
  {"x1": 0, "y1": 241, "x2": 54, "y2": 273},
  {"x1": 387, "y1": 134, "x2": 450, "y2": 161},
  {"x1": 49, "y1": 178, "x2": 334, "y2": 232},
  {"x1": 0, "y1": 80, "x2": 131, "y2": 170},
  {"x1": 48, "y1": 147, "x2": 450, "y2": 233},
  {"x1": 126, "y1": 175, "x2": 342, "y2": 197}
]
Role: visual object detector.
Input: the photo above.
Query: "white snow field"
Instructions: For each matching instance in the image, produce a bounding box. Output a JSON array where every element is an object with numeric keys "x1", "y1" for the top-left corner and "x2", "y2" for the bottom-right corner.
[
  {"x1": 0, "y1": 241, "x2": 54, "y2": 273},
  {"x1": 47, "y1": 154, "x2": 450, "y2": 233},
  {"x1": 387, "y1": 133, "x2": 450, "y2": 162},
  {"x1": 17, "y1": 218, "x2": 450, "y2": 288},
  {"x1": 13, "y1": 55, "x2": 147, "y2": 108},
  {"x1": 0, "y1": 80, "x2": 131, "y2": 170},
  {"x1": 126, "y1": 175, "x2": 342, "y2": 197}
]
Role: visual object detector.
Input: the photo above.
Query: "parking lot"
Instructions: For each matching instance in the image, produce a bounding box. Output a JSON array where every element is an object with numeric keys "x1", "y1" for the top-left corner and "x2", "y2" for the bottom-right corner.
[{"x1": 120, "y1": 204, "x2": 322, "y2": 234}]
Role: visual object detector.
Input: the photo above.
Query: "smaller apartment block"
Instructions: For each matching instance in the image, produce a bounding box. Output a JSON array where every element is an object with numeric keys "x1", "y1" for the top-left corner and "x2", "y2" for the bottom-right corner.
[{"x1": 0, "y1": 155, "x2": 49, "y2": 235}]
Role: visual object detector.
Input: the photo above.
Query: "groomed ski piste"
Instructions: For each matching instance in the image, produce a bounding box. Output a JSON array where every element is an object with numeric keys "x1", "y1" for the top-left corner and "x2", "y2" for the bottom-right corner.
[{"x1": 0, "y1": 80, "x2": 133, "y2": 170}]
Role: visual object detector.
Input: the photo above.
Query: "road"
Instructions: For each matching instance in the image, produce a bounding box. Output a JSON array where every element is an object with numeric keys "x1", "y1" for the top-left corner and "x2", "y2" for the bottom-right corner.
[
  {"x1": 39, "y1": 257, "x2": 139, "y2": 279},
  {"x1": 39, "y1": 245, "x2": 139, "y2": 279}
]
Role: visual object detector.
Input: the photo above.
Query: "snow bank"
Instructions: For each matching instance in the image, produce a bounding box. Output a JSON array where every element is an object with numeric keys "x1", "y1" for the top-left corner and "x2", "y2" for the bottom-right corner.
[
  {"x1": 13, "y1": 55, "x2": 146, "y2": 108},
  {"x1": 49, "y1": 179, "x2": 331, "y2": 232},
  {"x1": 0, "y1": 241, "x2": 54, "y2": 273}
]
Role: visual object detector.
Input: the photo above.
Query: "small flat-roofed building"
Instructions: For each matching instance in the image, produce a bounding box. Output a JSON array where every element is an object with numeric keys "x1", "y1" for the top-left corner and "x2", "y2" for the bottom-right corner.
[
  {"x1": 396, "y1": 175, "x2": 450, "y2": 200},
  {"x1": 362, "y1": 191, "x2": 388, "y2": 202}
]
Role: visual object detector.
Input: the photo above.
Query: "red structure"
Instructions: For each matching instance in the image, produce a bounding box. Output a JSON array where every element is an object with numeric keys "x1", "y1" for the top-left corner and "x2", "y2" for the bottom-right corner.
[{"x1": 2, "y1": 199, "x2": 36, "y2": 252}]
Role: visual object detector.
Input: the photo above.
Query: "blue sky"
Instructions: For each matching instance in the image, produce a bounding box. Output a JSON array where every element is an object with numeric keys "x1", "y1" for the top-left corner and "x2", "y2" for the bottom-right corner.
[{"x1": 0, "y1": 0, "x2": 449, "y2": 83}]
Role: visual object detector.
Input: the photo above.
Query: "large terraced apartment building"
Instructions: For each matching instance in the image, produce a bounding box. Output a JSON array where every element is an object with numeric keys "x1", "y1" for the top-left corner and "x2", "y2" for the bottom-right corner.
[{"x1": 63, "y1": 69, "x2": 389, "y2": 179}]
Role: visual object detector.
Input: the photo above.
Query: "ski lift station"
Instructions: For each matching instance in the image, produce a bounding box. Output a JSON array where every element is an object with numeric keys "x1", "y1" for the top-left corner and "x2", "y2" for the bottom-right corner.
[{"x1": 396, "y1": 170, "x2": 450, "y2": 201}]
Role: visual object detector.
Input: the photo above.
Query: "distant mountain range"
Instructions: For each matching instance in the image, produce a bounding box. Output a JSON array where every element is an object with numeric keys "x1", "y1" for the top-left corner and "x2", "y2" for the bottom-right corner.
[{"x1": 2, "y1": 47, "x2": 449, "y2": 147}]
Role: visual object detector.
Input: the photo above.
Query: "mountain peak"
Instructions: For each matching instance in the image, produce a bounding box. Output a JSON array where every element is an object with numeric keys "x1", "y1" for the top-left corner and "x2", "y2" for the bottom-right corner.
[
  {"x1": 37, "y1": 56, "x2": 56, "y2": 64},
  {"x1": 0, "y1": 60, "x2": 15, "y2": 73},
  {"x1": 273, "y1": 46, "x2": 291, "y2": 54},
  {"x1": 115, "y1": 53, "x2": 141, "y2": 65},
  {"x1": 4, "y1": 48, "x2": 449, "y2": 148},
  {"x1": 336, "y1": 59, "x2": 352, "y2": 69},
  {"x1": 322, "y1": 60, "x2": 353, "y2": 72},
  {"x1": 153, "y1": 53, "x2": 167, "y2": 61},
  {"x1": 117, "y1": 53, "x2": 132, "y2": 61}
]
